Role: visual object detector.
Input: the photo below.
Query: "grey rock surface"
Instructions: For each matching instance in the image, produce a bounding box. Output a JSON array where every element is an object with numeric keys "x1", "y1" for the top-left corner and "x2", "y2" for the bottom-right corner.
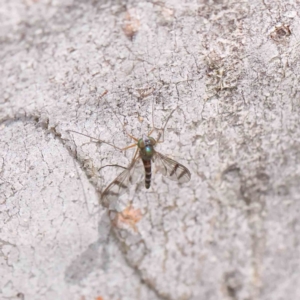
[{"x1": 1, "y1": 0, "x2": 300, "y2": 299}]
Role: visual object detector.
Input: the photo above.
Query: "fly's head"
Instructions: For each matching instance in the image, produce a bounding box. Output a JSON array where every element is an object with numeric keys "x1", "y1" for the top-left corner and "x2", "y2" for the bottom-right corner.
[{"x1": 138, "y1": 134, "x2": 156, "y2": 160}]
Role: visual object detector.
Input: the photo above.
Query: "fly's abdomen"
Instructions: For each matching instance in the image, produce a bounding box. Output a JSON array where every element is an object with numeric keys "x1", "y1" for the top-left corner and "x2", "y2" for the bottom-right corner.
[{"x1": 142, "y1": 159, "x2": 152, "y2": 189}]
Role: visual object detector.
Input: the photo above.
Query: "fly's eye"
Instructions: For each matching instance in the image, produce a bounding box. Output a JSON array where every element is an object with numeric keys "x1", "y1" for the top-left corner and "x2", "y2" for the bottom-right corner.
[
  {"x1": 149, "y1": 137, "x2": 156, "y2": 145},
  {"x1": 138, "y1": 138, "x2": 145, "y2": 148}
]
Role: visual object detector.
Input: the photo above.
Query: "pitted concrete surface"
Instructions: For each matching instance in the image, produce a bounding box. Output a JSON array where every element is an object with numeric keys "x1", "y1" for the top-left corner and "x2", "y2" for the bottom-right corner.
[{"x1": 1, "y1": 1, "x2": 300, "y2": 300}]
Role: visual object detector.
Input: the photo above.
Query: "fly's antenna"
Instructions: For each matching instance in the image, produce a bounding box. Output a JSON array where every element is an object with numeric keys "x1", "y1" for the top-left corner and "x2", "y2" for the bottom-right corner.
[
  {"x1": 147, "y1": 96, "x2": 159, "y2": 137},
  {"x1": 162, "y1": 106, "x2": 177, "y2": 133},
  {"x1": 147, "y1": 94, "x2": 179, "y2": 143},
  {"x1": 151, "y1": 96, "x2": 155, "y2": 131},
  {"x1": 156, "y1": 106, "x2": 178, "y2": 143}
]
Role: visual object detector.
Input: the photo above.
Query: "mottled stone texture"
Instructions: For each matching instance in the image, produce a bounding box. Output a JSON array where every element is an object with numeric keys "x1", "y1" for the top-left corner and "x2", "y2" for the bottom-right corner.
[{"x1": 1, "y1": 1, "x2": 300, "y2": 299}]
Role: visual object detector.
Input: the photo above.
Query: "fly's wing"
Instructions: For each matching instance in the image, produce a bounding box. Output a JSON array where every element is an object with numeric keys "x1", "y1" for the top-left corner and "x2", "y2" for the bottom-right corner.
[
  {"x1": 154, "y1": 152, "x2": 191, "y2": 183},
  {"x1": 101, "y1": 157, "x2": 140, "y2": 205}
]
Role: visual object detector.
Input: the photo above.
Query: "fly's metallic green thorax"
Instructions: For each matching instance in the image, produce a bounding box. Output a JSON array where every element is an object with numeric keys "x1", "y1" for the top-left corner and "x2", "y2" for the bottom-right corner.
[{"x1": 138, "y1": 135, "x2": 156, "y2": 161}]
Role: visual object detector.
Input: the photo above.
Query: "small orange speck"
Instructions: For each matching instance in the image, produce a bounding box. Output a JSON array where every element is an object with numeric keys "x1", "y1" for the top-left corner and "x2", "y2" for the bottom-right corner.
[
  {"x1": 113, "y1": 205, "x2": 143, "y2": 232},
  {"x1": 122, "y1": 9, "x2": 140, "y2": 40}
]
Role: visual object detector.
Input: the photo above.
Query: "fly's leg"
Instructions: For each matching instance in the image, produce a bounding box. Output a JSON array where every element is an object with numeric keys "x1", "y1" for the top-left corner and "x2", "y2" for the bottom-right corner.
[
  {"x1": 147, "y1": 97, "x2": 178, "y2": 144},
  {"x1": 103, "y1": 98, "x2": 139, "y2": 142},
  {"x1": 146, "y1": 98, "x2": 160, "y2": 141},
  {"x1": 156, "y1": 107, "x2": 177, "y2": 143},
  {"x1": 67, "y1": 129, "x2": 137, "y2": 152},
  {"x1": 68, "y1": 89, "x2": 139, "y2": 149},
  {"x1": 98, "y1": 164, "x2": 127, "y2": 172}
]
